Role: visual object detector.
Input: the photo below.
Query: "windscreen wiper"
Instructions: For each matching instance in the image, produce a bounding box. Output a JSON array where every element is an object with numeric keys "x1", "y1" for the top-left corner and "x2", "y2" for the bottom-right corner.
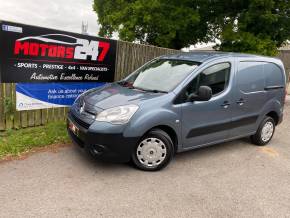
[
  {"x1": 118, "y1": 80, "x2": 134, "y2": 88},
  {"x1": 147, "y1": 89, "x2": 168, "y2": 93},
  {"x1": 132, "y1": 86, "x2": 168, "y2": 93}
]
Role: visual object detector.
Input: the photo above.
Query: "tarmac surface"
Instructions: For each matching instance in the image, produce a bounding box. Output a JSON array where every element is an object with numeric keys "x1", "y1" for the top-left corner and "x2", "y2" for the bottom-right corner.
[{"x1": 0, "y1": 100, "x2": 289, "y2": 218}]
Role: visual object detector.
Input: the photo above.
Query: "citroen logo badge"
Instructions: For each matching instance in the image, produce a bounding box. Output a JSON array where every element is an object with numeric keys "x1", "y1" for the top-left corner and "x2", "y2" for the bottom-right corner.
[{"x1": 80, "y1": 103, "x2": 85, "y2": 114}]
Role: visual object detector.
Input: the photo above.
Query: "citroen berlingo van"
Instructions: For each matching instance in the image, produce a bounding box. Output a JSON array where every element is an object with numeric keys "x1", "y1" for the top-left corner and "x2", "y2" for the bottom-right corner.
[{"x1": 67, "y1": 52, "x2": 286, "y2": 171}]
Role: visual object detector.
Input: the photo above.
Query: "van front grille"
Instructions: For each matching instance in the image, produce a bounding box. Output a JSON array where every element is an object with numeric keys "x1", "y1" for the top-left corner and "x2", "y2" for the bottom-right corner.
[{"x1": 71, "y1": 112, "x2": 91, "y2": 129}]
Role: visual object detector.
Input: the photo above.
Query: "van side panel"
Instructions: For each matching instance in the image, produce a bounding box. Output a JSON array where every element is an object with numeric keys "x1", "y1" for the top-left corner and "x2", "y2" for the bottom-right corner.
[
  {"x1": 230, "y1": 59, "x2": 286, "y2": 139},
  {"x1": 230, "y1": 61, "x2": 267, "y2": 137},
  {"x1": 264, "y1": 63, "x2": 284, "y2": 87},
  {"x1": 264, "y1": 62, "x2": 286, "y2": 109}
]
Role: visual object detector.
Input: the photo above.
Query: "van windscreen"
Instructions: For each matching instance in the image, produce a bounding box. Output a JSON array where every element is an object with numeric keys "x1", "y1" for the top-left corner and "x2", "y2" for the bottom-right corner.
[{"x1": 123, "y1": 59, "x2": 199, "y2": 92}]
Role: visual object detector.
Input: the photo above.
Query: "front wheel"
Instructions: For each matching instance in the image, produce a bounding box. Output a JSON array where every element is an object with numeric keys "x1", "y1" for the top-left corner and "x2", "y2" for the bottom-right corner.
[
  {"x1": 131, "y1": 129, "x2": 174, "y2": 171},
  {"x1": 251, "y1": 116, "x2": 275, "y2": 146}
]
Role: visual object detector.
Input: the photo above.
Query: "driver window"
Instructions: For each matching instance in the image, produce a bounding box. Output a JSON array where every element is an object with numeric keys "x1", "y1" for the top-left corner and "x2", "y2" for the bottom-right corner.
[{"x1": 185, "y1": 62, "x2": 231, "y2": 98}]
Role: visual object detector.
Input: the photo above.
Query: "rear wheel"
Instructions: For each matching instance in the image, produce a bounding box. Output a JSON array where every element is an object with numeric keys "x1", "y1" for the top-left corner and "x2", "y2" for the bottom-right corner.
[
  {"x1": 132, "y1": 129, "x2": 174, "y2": 171},
  {"x1": 251, "y1": 116, "x2": 275, "y2": 146}
]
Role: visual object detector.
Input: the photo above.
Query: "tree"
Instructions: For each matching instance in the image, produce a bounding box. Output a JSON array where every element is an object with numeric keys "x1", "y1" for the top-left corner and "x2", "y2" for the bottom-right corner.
[
  {"x1": 93, "y1": 0, "x2": 212, "y2": 49},
  {"x1": 214, "y1": 0, "x2": 290, "y2": 56},
  {"x1": 93, "y1": 0, "x2": 290, "y2": 55}
]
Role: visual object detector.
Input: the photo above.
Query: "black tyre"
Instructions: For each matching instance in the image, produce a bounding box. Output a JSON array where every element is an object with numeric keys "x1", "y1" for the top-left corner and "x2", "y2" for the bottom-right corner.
[
  {"x1": 131, "y1": 129, "x2": 174, "y2": 171},
  {"x1": 251, "y1": 116, "x2": 275, "y2": 146}
]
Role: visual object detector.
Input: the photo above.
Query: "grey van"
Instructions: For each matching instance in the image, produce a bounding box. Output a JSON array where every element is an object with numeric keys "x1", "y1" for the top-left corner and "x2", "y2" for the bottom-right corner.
[{"x1": 67, "y1": 52, "x2": 286, "y2": 171}]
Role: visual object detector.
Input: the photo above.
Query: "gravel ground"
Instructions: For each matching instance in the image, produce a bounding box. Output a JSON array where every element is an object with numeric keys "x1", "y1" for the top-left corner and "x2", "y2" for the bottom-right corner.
[{"x1": 0, "y1": 100, "x2": 289, "y2": 218}]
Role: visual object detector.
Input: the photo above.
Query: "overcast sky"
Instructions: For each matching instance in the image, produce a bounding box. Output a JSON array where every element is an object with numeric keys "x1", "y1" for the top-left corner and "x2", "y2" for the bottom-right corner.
[
  {"x1": 0, "y1": 0, "x2": 212, "y2": 48},
  {"x1": 0, "y1": 0, "x2": 100, "y2": 35}
]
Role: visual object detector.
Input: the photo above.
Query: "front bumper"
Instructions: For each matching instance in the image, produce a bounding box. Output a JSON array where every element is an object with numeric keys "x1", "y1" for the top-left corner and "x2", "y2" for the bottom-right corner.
[{"x1": 67, "y1": 112, "x2": 139, "y2": 163}]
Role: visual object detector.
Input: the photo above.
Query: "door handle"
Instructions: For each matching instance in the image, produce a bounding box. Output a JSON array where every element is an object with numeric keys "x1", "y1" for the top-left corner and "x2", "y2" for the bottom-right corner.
[
  {"x1": 236, "y1": 98, "x2": 245, "y2": 106},
  {"x1": 221, "y1": 101, "x2": 230, "y2": 108}
]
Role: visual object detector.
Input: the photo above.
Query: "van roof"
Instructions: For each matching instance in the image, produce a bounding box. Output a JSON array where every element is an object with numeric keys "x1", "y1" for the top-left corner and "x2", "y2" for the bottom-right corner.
[{"x1": 160, "y1": 51, "x2": 280, "y2": 63}]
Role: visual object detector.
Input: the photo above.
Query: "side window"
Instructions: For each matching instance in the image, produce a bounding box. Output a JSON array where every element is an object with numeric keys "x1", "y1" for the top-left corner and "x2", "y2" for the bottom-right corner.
[
  {"x1": 237, "y1": 62, "x2": 265, "y2": 93},
  {"x1": 185, "y1": 62, "x2": 231, "y2": 97}
]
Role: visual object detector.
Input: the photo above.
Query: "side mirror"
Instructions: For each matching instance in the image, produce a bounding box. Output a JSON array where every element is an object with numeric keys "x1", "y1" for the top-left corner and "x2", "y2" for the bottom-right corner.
[{"x1": 188, "y1": 86, "x2": 212, "y2": 102}]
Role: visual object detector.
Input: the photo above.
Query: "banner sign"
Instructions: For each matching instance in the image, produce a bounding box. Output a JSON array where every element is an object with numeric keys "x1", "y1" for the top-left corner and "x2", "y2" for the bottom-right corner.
[
  {"x1": 16, "y1": 82, "x2": 105, "y2": 111},
  {"x1": 0, "y1": 21, "x2": 117, "y2": 83}
]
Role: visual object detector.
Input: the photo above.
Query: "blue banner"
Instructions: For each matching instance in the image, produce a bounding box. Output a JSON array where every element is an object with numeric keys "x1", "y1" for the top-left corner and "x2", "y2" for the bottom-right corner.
[{"x1": 16, "y1": 82, "x2": 105, "y2": 111}]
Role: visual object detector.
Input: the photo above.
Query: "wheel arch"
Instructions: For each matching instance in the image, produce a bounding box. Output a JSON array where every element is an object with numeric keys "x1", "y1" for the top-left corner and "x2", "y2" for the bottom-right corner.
[
  {"x1": 259, "y1": 99, "x2": 282, "y2": 126},
  {"x1": 144, "y1": 125, "x2": 179, "y2": 153},
  {"x1": 266, "y1": 111, "x2": 279, "y2": 125}
]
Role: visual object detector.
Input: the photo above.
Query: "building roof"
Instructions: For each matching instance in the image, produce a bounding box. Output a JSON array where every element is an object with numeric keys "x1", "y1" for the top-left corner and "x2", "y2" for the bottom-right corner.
[{"x1": 279, "y1": 44, "x2": 290, "y2": 50}]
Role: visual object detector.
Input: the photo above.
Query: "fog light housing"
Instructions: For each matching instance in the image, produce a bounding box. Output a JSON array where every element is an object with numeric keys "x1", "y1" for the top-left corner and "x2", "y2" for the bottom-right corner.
[{"x1": 90, "y1": 144, "x2": 105, "y2": 155}]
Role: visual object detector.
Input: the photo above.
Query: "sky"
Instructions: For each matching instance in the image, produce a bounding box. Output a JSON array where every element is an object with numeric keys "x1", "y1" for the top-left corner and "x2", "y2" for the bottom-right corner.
[
  {"x1": 0, "y1": 0, "x2": 100, "y2": 35},
  {"x1": 0, "y1": 0, "x2": 213, "y2": 49}
]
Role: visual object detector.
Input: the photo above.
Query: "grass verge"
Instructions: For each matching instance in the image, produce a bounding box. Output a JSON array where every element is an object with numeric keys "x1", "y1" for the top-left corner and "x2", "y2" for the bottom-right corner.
[{"x1": 0, "y1": 122, "x2": 70, "y2": 159}]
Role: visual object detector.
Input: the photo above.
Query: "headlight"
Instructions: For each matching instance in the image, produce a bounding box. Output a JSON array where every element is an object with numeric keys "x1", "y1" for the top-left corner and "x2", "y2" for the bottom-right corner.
[{"x1": 95, "y1": 105, "x2": 139, "y2": 124}]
